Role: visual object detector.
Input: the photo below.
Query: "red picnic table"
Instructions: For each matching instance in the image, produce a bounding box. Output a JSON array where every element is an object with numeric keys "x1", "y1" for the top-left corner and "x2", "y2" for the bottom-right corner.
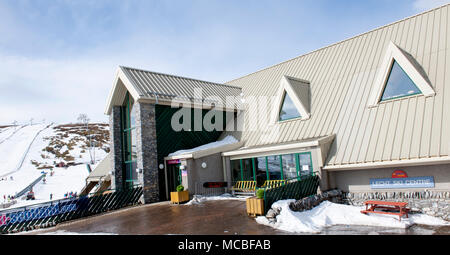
[{"x1": 360, "y1": 200, "x2": 410, "y2": 221}]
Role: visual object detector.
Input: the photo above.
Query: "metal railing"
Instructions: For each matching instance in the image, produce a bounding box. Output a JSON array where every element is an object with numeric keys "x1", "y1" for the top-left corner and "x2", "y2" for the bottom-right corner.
[
  {"x1": 263, "y1": 174, "x2": 320, "y2": 214},
  {"x1": 0, "y1": 185, "x2": 143, "y2": 234}
]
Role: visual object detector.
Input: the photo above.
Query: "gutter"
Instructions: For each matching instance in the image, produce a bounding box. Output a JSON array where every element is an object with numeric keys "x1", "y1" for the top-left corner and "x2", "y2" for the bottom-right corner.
[{"x1": 323, "y1": 156, "x2": 450, "y2": 171}]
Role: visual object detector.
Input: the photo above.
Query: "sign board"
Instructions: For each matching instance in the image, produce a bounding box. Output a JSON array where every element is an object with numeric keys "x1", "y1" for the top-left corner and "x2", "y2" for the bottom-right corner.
[
  {"x1": 167, "y1": 159, "x2": 180, "y2": 165},
  {"x1": 203, "y1": 182, "x2": 227, "y2": 188},
  {"x1": 392, "y1": 170, "x2": 408, "y2": 178},
  {"x1": 370, "y1": 176, "x2": 435, "y2": 189},
  {"x1": 181, "y1": 170, "x2": 187, "y2": 177}
]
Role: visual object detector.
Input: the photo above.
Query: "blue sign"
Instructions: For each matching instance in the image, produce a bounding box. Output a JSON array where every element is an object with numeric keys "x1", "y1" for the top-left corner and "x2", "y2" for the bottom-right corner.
[
  {"x1": 370, "y1": 176, "x2": 435, "y2": 189},
  {"x1": 1, "y1": 199, "x2": 79, "y2": 226}
]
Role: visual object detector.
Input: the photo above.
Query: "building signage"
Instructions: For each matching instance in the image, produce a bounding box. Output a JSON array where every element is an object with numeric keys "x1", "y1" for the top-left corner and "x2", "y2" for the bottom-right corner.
[
  {"x1": 181, "y1": 170, "x2": 188, "y2": 177},
  {"x1": 370, "y1": 176, "x2": 435, "y2": 189},
  {"x1": 392, "y1": 170, "x2": 408, "y2": 178},
  {"x1": 203, "y1": 182, "x2": 227, "y2": 188},
  {"x1": 167, "y1": 159, "x2": 181, "y2": 165}
]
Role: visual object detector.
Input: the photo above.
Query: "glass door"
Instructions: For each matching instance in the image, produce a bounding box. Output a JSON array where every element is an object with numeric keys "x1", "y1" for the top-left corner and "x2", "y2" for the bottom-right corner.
[{"x1": 167, "y1": 163, "x2": 181, "y2": 192}]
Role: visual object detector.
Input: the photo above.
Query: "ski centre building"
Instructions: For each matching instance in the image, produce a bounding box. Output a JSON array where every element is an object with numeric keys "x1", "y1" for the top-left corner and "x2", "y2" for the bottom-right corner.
[{"x1": 105, "y1": 4, "x2": 450, "y2": 203}]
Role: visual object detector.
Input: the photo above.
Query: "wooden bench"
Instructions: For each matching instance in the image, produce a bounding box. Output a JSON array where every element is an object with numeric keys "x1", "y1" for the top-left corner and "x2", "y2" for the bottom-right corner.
[
  {"x1": 230, "y1": 181, "x2": 256, "y2": 196},
  {"x1": 261, "y1": 180, "x2": 286, "y2": 189},
  {"x1": 361, "y1": 200, "x2": 410, "y2": 221}
]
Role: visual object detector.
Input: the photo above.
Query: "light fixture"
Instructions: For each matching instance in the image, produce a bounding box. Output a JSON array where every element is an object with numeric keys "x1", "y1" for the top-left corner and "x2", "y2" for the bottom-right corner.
[
  {"x1": 159, "y1": 164, "x2": 164, "y2": 169},
  {"x1": 201, "y1": 162, "x2": 207, "y2": 168}
]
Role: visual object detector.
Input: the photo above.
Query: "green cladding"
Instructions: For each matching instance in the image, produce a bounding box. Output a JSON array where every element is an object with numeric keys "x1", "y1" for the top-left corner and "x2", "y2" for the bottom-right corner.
[{"x1": 155, "y1": 105, "x2": 232, "y2": 199}]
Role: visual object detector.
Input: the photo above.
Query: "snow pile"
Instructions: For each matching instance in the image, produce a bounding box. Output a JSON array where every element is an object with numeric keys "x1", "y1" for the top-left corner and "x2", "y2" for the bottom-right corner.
[
  {"x1": 256, "y1": 200, "x2": 449, "y2": 233},
  {"x1": 168, "y1": 136, "x2": 238, "y2": 157},
  {"x1": 185, "y1": 193, "x2": 247, "y2": 205}
]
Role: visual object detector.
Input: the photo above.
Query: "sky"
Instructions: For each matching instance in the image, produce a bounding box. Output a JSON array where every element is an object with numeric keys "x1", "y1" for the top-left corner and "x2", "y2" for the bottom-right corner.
[{"x1": 0, "y1": 0, "x2": 448, "y2": 125}]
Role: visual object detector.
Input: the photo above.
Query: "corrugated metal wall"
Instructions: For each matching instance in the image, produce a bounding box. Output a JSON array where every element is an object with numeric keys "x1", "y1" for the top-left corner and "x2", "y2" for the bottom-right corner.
[{"x1": 225, "y1": 5, "x2": 450, "y2": 167}]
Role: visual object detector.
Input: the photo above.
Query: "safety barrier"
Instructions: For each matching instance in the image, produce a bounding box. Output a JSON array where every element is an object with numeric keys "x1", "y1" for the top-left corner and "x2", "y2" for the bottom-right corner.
[
  {"x1": 0, "y1": 185, "x2": 143, "y2": 234},
  {"x1": 263, "y1": 174, "x2": 320, "y2": 214}
]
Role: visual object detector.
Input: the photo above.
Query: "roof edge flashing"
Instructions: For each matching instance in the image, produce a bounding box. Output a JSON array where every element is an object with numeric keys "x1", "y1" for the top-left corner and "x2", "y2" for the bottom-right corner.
[{"x1": 104, "y1": 67, "x2": 143, "y2": 115}]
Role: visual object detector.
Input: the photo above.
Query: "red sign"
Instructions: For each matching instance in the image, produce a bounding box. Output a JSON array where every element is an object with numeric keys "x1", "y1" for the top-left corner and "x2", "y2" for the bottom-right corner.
[
  {"x1": 203, "y1": 182, "x2": 227, "y2": 188},
  {"x1": 392, "y1": 170, "x2": 408, "y2": 178},
  {"x1": 167, "y1": 159, "x2": 180, "y2": 165}
]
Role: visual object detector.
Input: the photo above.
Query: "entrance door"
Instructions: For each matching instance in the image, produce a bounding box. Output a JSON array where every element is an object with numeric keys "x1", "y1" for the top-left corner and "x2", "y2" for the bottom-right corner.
[{"x1": 167, "y1": 163, "x2": 181, "y2": 192}]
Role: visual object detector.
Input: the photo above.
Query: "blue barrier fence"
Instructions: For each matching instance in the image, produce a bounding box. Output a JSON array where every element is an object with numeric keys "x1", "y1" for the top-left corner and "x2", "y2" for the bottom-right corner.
[{"x1": 0, "y1": 185, "x2": 143, "y2": 234}]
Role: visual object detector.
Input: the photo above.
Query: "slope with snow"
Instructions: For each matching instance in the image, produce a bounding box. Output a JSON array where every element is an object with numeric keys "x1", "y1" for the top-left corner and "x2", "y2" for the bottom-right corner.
[
  {"x1": 0, "y1": 123, "x2": 109, "y2": 209},
  {"x1": 0, "y1": 124, "x2": 48, "y2": 177}
]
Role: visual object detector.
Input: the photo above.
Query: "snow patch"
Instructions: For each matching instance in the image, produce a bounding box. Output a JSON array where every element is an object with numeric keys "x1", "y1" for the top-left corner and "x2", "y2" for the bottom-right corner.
[
  {"x1": 184, "y1": 193, "x2": 247, "y2": 205},
  {"x1": 256, "y1": 200, "x2": 449, "y2": 233},
  {"x1": 168, "y1": 136, "x2": 238, "y2": 157}
]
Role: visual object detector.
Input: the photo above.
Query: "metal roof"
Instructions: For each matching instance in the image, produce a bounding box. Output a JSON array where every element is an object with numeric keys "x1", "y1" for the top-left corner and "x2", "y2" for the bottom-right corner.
[
  {"x1": 87, "y1": 153, "x2": 111, "y2": 182},
  {"x1": 105, "y1": 66, "x2": 242, "y2": 114},
  {"x1": 223, "y1": 4, "x2": 450, "y2": 168}
]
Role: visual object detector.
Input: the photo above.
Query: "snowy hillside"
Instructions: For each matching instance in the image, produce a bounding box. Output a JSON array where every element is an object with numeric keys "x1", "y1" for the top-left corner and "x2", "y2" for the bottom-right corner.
[{"x1": 0, "y1": 123, "x2": 109, "y2": 209}]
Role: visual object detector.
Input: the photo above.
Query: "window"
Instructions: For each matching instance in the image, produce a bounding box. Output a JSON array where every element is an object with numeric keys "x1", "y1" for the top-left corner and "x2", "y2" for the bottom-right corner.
[
  {"x1": 267, "y1": 155, "x2": 282, "y2": 180},
  {"x1": 381, "y1": 60, "x2": 421, "y2": 101},
  {"x1": 298, "y1": 152, "x2": 313, "y2": 177},
  {"x1": 230, "y1": 159, "x2": 241, "y2": 184},
  {"x1": 281, "y1": 154, "x2": 297, "y2": 179},
  {"x1": 255, "y1": 157, "x2": 268, "y2": 186},
  {"x1": 368, "y1": 41, "x2": 435, "y2": 107},
  {"x1": 230, "y1": 151, "x2": 314, "y2": 185},
  {"x1": 279, "y1": 92, "x2": 301, "y2": 121},
  {"x1": 241, "y1": 158, "x2": 254, "y2": 181},
  {"x1": 272, "y1": 76, "x2": 311, "y2": 123},
  {"x1": 121, "y1": 93, "x2": 138, "y2": 188}
]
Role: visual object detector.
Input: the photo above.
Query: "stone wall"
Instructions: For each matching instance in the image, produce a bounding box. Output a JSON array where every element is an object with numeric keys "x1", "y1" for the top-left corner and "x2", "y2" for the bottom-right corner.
[
  {"x1": 135, "y1": 102, "x2": 160, "y2": 204},
  {"x1": 266, "y1": 189, "x2": 343, "y2": 219},
  {"x1": 289, "y1": 189, "x2": 343, "y2": 212},
  {"x1": 343, "y1": 191, "x2": 450, "y2": 221},
  {"x1": 109, "y1": 106, "x2": 123, "y2": 190}
]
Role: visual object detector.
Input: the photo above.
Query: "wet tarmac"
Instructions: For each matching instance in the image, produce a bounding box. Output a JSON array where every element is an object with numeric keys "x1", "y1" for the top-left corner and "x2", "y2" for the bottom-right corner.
[{"x1": 25, "y1": 200, "x2": 450, "y2": 235}]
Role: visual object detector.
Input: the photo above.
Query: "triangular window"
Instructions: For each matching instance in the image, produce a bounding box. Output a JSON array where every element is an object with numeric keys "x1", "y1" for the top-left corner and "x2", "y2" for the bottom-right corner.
[
  {"x1": 279, "y1": 92, "x2": 301, "y2": 121},
  {"x1": 368, "y1": 41, "x2": 435, "y2": 107},
  {"x1": 380, "y1": 60, "x2": 421, "y2": 101},
  {"x1": 270, "y1": 76, "x2": 311, "y2": 124}
]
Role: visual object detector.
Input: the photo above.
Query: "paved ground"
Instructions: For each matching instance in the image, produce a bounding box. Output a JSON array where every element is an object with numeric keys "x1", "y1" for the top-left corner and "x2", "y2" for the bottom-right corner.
[
  {"x1": 27, "y1": 200, "x2": 287, "y2": 235},
  {"x1": 24, "y1": 200, "x2": 450, "y2": 235}
]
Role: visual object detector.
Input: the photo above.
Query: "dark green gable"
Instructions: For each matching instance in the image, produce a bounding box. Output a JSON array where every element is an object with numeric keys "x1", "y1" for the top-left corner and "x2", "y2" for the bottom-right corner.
[{"x1": 155, "y1": 104, "x2": 233, "y2": 199}]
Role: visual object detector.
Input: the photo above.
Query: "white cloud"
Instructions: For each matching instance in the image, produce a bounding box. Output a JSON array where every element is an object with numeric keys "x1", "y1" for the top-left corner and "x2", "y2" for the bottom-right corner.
[
  {"x1": 0, "y1": 54, "x2": 115, "y2": 124},
  {"x1": 413, "y1": 0, "x2": 450, "y2": 11}
]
